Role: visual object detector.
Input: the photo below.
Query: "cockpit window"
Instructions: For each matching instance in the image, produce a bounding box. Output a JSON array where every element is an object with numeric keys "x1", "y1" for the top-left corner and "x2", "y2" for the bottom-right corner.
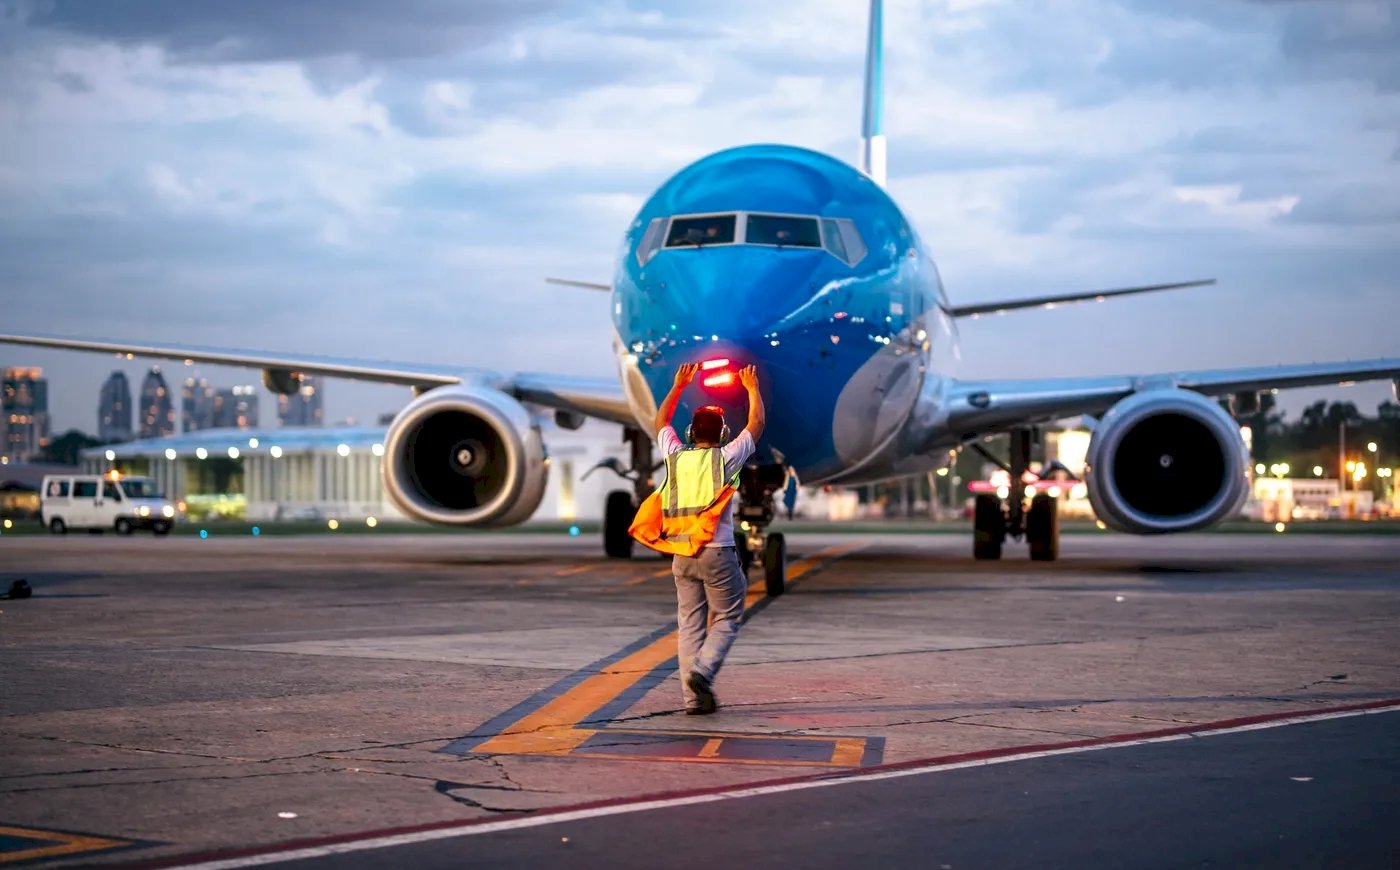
[
  {"x1": 832, "y1": 218, "x2": 867, "y2": 266},
  {"x1": 821, "y1": 218, "x2": 847, "y2": 262},
  {"x1": 665, "y1": 214, "x2": 736, "y2": 247},
  {"x1": 647, "y1": 212, "x2": 867, "y2": 265},
  {"x1": 636, "y1": 217, "x2": 667, "y2": 266},
  {"x1": 746, "y1": 214, "x2": 821, "y2": 248}
]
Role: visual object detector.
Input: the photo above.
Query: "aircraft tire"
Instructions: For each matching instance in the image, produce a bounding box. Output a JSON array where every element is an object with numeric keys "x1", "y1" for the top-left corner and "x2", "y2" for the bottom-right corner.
[
  {"x1": 603, "y1": 490, "x2": 635, "y2": 559},
  {"x1": 763, "y1": 533, "x2": 786, "y2": 596},
  {"x1": 973, "y1": 494, "x2": 1004, "y2": 560},
  {"x1": 1027, "y1": 493, "x2": 1059, "y2": 561}
]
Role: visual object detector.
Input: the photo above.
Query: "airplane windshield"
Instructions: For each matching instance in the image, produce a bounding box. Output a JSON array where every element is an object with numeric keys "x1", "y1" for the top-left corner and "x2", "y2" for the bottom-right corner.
[
  {"x1": 746, "y1": 214, "x2": 821, "y2": 248},
  {"x1": 650, "y1": 212, "x2": 866, "y2": 265},
  {"x1": 665, "y1": 215, "x2": 736, "y2": 247},
  {"x1": 120, "y1": 479, "x2": 164, "y2": 500}
]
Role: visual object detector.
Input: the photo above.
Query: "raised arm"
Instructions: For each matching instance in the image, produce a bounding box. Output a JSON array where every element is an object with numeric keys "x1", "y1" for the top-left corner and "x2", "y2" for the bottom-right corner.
[
  {"x1": 654, "y1": 363, "x2": 699, "y2": 436},
  {"x1": 738, "y1": 365, "x2": 765, "y2": 441}
]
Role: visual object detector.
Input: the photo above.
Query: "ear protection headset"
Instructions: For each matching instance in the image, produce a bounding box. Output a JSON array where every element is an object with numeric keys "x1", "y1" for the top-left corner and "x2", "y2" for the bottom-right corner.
[{"x1": 685, "y1": 406, "x2": 730, "y2": 444}]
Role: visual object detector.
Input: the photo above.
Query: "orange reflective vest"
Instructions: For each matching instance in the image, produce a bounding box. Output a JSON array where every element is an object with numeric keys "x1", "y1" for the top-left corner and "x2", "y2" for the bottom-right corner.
[{"x1": 629, "y1": 446, "x2": 738, "y2": 556}]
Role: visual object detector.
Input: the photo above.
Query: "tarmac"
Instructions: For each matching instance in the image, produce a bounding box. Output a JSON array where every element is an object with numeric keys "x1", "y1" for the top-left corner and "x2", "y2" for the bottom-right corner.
[{"x1": 1, "y1": 529, "x2": 1398, "y2": 867}]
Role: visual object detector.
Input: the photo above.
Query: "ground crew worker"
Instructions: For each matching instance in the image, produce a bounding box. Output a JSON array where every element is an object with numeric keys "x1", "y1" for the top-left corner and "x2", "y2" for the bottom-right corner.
[{"x1": 648, "y1": 362, "x2": 765, "y2": 714}]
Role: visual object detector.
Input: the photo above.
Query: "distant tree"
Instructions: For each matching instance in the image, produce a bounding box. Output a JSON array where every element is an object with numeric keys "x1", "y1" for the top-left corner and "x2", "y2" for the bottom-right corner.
[
  {"x1": 38, "y1": 430, "x2": 102, "y2": 466},
  {"x1": 1232, "y1": 392, "x2": 1285, "y2": 461}
]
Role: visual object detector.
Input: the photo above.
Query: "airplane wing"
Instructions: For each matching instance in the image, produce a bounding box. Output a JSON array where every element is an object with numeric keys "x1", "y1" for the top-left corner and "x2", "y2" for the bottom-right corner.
[
  {"x1": 0, "y1": 331, "x2": 635, "y2": 426},
  {"x1": 944, "y1": 357, "x2": 1400, "y2": 437},
  {"x1": 945, "y1": 280, "x2": 1214, "y2": 319}
]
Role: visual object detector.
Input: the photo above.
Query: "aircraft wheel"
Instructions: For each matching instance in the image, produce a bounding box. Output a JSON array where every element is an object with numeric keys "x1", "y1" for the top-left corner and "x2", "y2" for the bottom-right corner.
[
  {"x1": 973, "y1": 494, "x2": 1004, "y2": 560},
  {"x1": 49, "y1": 517, "x2": 67, "y2": 535},
  {"x1": 1027, "y1": 493, "x2": 1059, "y2": 561},
  {"x1": 603, "y1": 490, "x2": 635, "y2": 559},
  {"x1": 762, "y1": 533, "x2": 786, "y2": 597},
  {"x1": 115, "y1": 518, "x2": 134, "y2": 536}
]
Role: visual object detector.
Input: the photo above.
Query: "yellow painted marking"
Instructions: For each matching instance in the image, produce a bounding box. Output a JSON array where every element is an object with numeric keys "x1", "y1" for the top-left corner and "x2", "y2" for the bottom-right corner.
[
  {"x1": 474, "y1": 543, "x2": 867, "y2": 760},
  {"x1": 697, "y1": 737, "x2": 724, "y2": 758},
  {"x1": 554, "y1": 565, "x2": 592, "y2": 577},
  {"x1": 0, "y1": 826, "x2": 131, "y2": 864},
  {"x1": 829, "y1": 737, "x2": 866, "y2": 767}
]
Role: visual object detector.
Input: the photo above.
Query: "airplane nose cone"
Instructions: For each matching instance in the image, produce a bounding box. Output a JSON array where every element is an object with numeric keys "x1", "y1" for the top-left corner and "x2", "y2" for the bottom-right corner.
[{"x1": 650, "y1": 247, "x2": 826, "y2": 341}]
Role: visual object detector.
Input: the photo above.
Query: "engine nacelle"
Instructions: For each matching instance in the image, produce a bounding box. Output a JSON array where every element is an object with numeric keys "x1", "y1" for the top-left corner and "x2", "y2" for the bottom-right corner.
[
  {"x1": 1085, "y1": 389, "x2": 1250, "y2": 534},
  {"x1": 382, "y1": 385, "x2": 548, "y2": 526}
]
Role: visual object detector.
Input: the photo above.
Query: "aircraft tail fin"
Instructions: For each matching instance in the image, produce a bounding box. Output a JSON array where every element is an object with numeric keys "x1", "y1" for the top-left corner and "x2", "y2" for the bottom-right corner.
[{"x1": 859, "y1": 0, "x2": 886, "y2": 187}]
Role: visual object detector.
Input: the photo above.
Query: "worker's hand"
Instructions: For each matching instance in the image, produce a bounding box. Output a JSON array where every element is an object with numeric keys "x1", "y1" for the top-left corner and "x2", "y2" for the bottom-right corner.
[
  {"x1": 674, "y1": 363, "x2": 699, "y2": 387},
  {"x1": 738, "y1": 365, "x2": 759, "y2": 391}
]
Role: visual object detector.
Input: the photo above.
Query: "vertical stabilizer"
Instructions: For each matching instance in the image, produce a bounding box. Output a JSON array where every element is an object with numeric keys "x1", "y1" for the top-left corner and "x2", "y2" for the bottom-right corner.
[{"x1": 859, "y1": 0, "x2": 887, "y2": 187}]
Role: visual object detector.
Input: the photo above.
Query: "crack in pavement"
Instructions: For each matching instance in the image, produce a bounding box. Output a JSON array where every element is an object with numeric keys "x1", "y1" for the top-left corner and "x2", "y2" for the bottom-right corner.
[{"x1": 434, "y1": 779, "x2": 538, "y2": 814}]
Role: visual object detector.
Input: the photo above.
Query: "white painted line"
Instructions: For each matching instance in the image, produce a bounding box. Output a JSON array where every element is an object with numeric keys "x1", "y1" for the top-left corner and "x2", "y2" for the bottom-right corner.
[{"x1": 163, "y1": 702, "x2": 1400, "y2": 869}]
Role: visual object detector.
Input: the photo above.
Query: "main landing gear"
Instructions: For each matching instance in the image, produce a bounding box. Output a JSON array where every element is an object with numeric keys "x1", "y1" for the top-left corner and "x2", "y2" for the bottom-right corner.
[
  {"x1": 597, "y1": 428, "x2": 659, "y2": 560},
  {"x1": 970, "y1": 427, "x2": 1061, "y2": 562},
  {"x1": 594, "y1": 428, "x2": 790, "y2": 597}
]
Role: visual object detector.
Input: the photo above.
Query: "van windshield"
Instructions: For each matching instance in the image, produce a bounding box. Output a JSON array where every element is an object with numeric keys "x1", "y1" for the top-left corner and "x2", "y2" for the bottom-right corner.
[{"x1": 120, "y1": 479, "x2": 164, "y2": 500}]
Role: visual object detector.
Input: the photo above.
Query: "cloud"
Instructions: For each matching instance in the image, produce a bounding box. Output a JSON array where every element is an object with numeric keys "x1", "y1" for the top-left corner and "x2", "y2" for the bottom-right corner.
[
  {"x1": 2, "y1": 0, "x2": 1397, "y2": 433},
  {"x1": 23, "y1": 0, "x2": 559, "y2": 63}
]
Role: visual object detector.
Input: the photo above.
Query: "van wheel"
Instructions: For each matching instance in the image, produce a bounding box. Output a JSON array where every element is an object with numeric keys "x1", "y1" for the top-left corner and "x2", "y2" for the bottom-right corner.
[
  {"x1": 49, "y1": 517, "x2": 67, "y2": 535},
  {"x1": 153, "y1": 521, "x2": 171, "y2": 536},
  {"x1": 115, "y1": 518, "x2": 134, "y2": 536}
]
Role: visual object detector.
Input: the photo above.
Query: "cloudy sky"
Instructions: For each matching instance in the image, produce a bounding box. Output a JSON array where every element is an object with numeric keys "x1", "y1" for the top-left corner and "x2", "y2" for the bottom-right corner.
[{"x1": 2, "y1": 0, "x2": 1397, "y2": 435}]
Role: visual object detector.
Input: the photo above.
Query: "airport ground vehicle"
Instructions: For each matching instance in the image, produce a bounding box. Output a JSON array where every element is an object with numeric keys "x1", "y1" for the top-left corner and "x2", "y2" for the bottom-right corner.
[{"x1": 40, "y1": 474, "x2": 177, "y2": 536}]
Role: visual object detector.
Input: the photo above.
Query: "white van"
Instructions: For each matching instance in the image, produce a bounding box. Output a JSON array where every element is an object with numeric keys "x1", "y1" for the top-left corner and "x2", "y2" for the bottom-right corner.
[{"x1": 40, "y1": 474, "x2": 176, "y2": 536}]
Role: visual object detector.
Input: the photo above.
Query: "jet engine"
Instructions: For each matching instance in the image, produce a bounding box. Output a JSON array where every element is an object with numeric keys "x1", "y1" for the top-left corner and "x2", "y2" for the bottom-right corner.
[
  {"x1": 381, "y1": 385, "x2": 548, "y2": 526},
  {"x1": 1084, "y1": 389, "x2": 1249, "y2": 534}
]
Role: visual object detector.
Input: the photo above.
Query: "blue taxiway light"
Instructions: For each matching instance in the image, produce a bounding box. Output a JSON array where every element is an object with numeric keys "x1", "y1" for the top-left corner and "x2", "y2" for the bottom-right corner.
[
  {"x1": 568, "y1": 525, "x2": 580, "y2": 537},
  {"x1": 251, "y1": 526, "x2": 261, "y2": 536},
  {"x1": 199, "y1": 529, "x2": 208, "y2": 539}
]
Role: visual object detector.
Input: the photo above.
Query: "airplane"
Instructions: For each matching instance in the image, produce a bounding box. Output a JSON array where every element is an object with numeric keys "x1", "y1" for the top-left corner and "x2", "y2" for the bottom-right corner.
[{"x1": 4, "y1": 1, "x2": 1398, "y2": 597}]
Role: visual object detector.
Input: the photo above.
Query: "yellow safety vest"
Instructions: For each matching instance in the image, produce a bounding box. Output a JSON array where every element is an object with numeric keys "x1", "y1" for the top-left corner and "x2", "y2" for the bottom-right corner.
[{"x1": 629, "y1": 447, "x2": 739, "y2": 556}]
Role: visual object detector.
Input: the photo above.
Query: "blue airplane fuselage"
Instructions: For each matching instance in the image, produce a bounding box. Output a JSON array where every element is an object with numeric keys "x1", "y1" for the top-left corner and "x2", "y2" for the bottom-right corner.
[{"x1": 612, "y1": 144, "x2": 959, "y2": 485}]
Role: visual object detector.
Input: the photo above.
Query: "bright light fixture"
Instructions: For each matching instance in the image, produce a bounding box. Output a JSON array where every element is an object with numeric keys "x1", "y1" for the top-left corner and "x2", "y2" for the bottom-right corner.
[
  {"x1": 270, "y1": 446, "x2": 283, "y2": 459},
  {"x1": 196, "y1": 448, "x2": 208, "y2": 460},
  {"x1": 105, "y1": 449, "x2": 116, "y2": 461},
  {"x1": 336, "y1": 444, "x2": 351, "y2": 457},
  {"x1": 165, "y1": 448, "x2": 177, "y2": 460},
  {"x1": 371, "y1": 443, "x2": 384, "y2": 457},
  {"x1": 227, "y1": 447, "x2": 240, "y2": 459}
]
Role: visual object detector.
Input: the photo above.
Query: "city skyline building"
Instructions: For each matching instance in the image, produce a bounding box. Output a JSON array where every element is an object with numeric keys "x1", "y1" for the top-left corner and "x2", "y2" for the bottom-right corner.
[
  {"x1": 277, "y1": 375, "x2": 324, "y2": 427},
  {"x1": 2, "y1": 366, "x2": 50, "y2": 462},
  {"x1": 212, "y1": 385, "x2": 258, "y2": 429},
  {"x1": 182, "y1": 374, "x2": 214, "y2": 432},
  {"x1": 98, "y1": 370, "x2": 134, "y2": 442},
  {"x1": 138, "y1": 367, "x2": 176, "y2": 439}
]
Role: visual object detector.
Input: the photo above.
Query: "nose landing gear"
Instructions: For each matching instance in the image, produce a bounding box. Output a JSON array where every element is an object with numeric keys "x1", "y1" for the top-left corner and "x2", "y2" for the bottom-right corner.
[{"x1": 736, "y1": 462, "x2": 788, "y2": 596}]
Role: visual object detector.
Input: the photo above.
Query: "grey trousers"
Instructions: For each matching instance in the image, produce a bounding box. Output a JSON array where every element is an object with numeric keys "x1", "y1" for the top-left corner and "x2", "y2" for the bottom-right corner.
[{"x1": 673, "y1": 545, "x2": 748, "y2": 707}]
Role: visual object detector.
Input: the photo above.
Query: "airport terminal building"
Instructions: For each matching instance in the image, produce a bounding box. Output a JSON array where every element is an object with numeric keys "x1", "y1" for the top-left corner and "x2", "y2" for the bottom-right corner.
[{"x1": 80, "y1": 420, "x2": 631, "y2": 524}]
